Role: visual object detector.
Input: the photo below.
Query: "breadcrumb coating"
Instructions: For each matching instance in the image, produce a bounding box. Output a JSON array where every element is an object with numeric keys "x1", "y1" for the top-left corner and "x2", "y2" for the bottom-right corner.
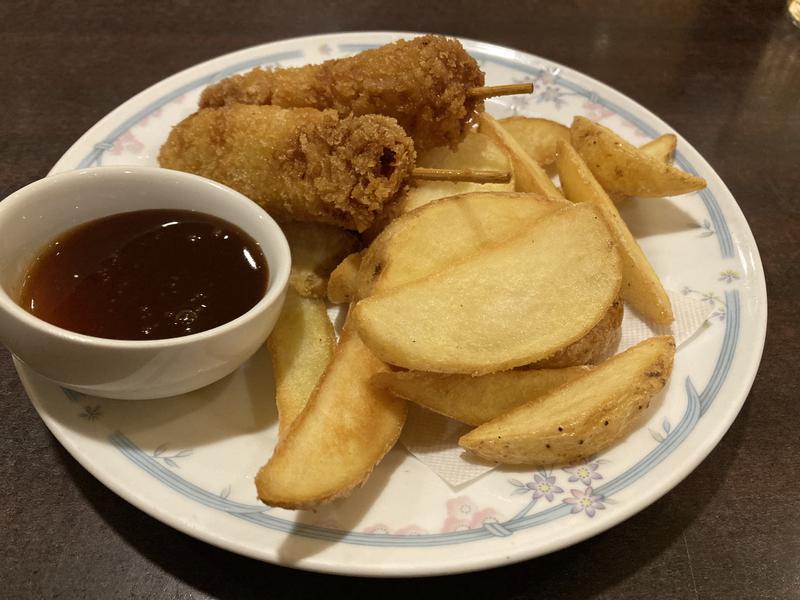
[
  {"x1": 199, "y1": 35, "x2": 484, "y2": 151},
  {"x1": 158, "y1": 105, "x2": 416, "y2": 232}
]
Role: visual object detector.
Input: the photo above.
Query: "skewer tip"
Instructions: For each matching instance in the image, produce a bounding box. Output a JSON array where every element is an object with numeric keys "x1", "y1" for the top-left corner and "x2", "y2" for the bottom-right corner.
[
  {"x1": 411, "y1": 167, "x2": 512, "y2": 184},
  {"x1": 467, "y1": 83, "x2": 534, "y2": 99}
]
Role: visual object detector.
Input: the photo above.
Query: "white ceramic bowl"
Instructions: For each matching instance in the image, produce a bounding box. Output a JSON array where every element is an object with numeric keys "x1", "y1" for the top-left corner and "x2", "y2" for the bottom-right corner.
[{"x1": 0, "y1": 166, "x2": 290, "y2": 399}]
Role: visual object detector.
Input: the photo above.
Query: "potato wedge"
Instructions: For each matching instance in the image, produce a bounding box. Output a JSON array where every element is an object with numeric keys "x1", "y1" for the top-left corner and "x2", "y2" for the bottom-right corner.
[
  {"x1": 459, "y1": 336, "x2": 675, "y2": 465},
  {"x1": 606, "y1": 136, "x2": 679, "y2": 202},
  {"x1": 358, "y1": 191, "x2": 615, "y2": 368},
  {"x1": 640, "y1": 134, "x2": 677, "y2": 164},
  {"x1": 479, "y1": 113, "x2": 564, "y2": 199},
  {"x1": 257, "y1": 320, "x2": 407, "y2": 509},
  {"x1": 327, "y1": 251, "x2": 362, "y2": 304},
  {"x1": 281, "y1": 221, "x2": 360, "y2": 298},
  {"x1": 557, "y1": 140, "x2": 673, "y2": 324},
  {"x1": 266, "y1": 288, "x2": 336, "y2": 438},
  {"x1": 356, "y1": 191, "x2": 566, "y2": 300},
  {"x1": 570, "y1": 117, "x2": 705, "y2": 197},
  {"x1": 401, "y1": 131, "x2": 515, "y2": 214},
  {"x1": 353, "y1": 203, "x2": 622, "y2": 375},
  {"x1": 373, "y1": 366, "x2": 590, "y2": 426},
  {"x1": 532, "y1": 297, "x2": 623, "y2": 368},
  {"x1": 498, "y1": 117, "x2": 570, "y2": 167}
]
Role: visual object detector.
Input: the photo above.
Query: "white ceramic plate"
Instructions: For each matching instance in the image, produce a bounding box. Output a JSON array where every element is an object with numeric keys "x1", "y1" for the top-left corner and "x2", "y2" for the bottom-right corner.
[{"x1": 18, "y1": 32, "x2": 766, "y2": 577}]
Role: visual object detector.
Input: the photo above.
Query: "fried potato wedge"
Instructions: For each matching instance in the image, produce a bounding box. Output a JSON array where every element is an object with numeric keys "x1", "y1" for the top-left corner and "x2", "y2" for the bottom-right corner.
[
  {"x1": 257, "y1": 320, "x2": 407, "y2": 509},
  {"x1": 356, "y1": 191, "x2": 566, "y2": 300},
  {"x1": 353, "y1": 204, "x2": 622, "y2": 375},
  {"x1": 640, "y1": 134, "x2": 677, "y2": 164},
  {"x1": 479, "y1": 113, "x2": 564, "y2": 199},
  {"x1": 459, "y1": 336, "x2": 675, "y2": 465},
  {"x1": 327, "y1": 251, "x2": 362, "y2": 304},
  {"x1": 401, "y1": 131, "x2": 515, "y2": 214},
  {"x1": 532, "y1": 297, "x2": 623, "y2": 368},
  {"x1": 606, "y1": 135, "x2": 680, "y2": 202},
  {"x1": 373, "y1": 366, "x2": 590, "y2": 426},
  {"x1": 359, "y1": 191, "x2": 619, "y2": 370},
  {"x1": 266, "y1": 288, "x2": 336, "y2": 438},
  {"x1": 557, "y1": 141, "x2": 673, "y2": 323},
  {"x1": 570, "y1": 117, "x2": 705, "y2": 197},
  {"x1": 281, "y1": 221, "x2": 360, "y2": 298},
  {"x1": 498, "y1": 117, "x2": 570, "y2": 167}
]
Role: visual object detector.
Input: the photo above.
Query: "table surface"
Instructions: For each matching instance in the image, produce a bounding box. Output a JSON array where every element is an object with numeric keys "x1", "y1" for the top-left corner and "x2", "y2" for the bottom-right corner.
[{"x1": 2, "y1": 1, "x2": 798, "y2": 598}]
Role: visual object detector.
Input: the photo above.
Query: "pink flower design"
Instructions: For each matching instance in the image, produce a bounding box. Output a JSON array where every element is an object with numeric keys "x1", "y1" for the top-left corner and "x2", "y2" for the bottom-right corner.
[
  {"x1": 447, "y1": 495, "x2": 478, "y2": 518},
  {"x1": 441, "y1": 496, "x2": 503, "y2": 532},
  {"x1": 582, "y1": 100, "x2": 614, "y2": 121},
  {"x1": 363, "y1": 523, "x2": 426, "y2": 535},
  {"x1": 470, "y1": 507, "x2": 501, "y2": 528},
  {"x1": 109, "y1": 130, "x2": 144, "y2": 156},
  {"x1": 394, "y1": 525, "x2": 426, "y2": 535},
  {"x1": 137, "y1": 107, "x2": 164, "y2": 129},
  {"x1": 170, "y1": 92, "x2": 189, "y2": 105},
  {"x1": 442, "y1": 517, "x2": 472, "y2": 532}
]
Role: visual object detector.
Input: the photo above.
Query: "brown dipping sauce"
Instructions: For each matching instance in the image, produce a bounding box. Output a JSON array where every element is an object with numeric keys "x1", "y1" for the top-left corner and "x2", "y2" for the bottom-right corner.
[{"x1": 18, "y1": 209, "x2": 268, "y2": 340}]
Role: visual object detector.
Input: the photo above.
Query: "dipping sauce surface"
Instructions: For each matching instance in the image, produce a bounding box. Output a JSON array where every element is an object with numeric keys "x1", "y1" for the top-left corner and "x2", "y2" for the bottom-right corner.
[{"x1": 19, "y1": 209, "x2": 268, "y2": 340}]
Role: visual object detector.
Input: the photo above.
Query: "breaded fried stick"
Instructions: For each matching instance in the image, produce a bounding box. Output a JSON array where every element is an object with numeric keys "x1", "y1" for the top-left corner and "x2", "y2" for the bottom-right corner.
[
  {"x1": 158, "y1": 104, "x2": 415, "y2": 232},
  {"x1": 199, "y1": 35, "x2": 484, "y2": 151}
]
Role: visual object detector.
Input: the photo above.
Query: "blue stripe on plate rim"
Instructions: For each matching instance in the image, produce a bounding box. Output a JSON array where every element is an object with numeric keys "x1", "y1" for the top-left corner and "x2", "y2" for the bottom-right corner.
[
  {"x1": 64, "y1": 40, "x2": 742, "y2": 547},
  {"x1": 101, "y1": 291, "x2": 738, "y2": 547}
]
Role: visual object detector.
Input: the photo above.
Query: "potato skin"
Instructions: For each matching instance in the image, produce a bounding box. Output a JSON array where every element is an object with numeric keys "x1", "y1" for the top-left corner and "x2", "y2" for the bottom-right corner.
[
  {"x1": 639, "y1": 134, "x2": 677, "y2": 164},
  {"x1": 373, "y1": 366, "x2": 591, "y2": 426},
  {"x1": 459, "y1": 336, "x2": 676, "y2": 466},
  {"x1": 570, "y1": 116, "x2": 705, "y2": 197},
  {"x1": 531, "y1": 297, "x2": 623, "y2": 368}
]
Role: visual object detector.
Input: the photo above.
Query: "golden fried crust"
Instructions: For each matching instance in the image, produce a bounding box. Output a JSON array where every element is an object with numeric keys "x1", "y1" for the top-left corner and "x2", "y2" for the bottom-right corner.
[
  {"x1": 199, "y1": 35, "x2": 485, "y2": 151},
  {"x1": 158, "y1": 105, "x2": 416, "y2": 231}
]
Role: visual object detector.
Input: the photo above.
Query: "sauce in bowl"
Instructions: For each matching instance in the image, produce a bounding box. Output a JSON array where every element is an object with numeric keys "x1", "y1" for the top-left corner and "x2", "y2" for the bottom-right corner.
[{"x1": 18, "y1": 209, "x2": 268, "y2": 340}]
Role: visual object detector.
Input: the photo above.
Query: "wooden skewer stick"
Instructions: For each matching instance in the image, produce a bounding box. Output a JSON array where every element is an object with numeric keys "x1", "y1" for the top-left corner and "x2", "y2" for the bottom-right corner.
[
  {"x1": 467, "y1": 83, "x2": 534, "y2": 99},
  {"x1": 411, "y1": 167, "x2": 511, "y2": 184}
]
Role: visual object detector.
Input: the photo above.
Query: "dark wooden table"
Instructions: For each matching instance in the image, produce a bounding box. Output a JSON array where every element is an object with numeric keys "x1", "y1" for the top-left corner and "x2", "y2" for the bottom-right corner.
[{"x1": 2, "y1": 1, "x2": 798, "y2": 598}]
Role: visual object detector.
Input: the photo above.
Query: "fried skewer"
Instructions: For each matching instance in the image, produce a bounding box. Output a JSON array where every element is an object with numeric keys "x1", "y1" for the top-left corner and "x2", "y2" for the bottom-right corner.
[
  {"x1": 199, "y1": 35, "x2": 486, "y2": 151},
  {"x1": 158, "y1": 105, "x2": 510, "y2": 232}
]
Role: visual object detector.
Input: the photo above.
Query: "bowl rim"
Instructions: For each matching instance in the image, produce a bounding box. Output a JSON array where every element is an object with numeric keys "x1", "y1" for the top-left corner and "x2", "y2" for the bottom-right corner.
[{"x1": 0, "y1": 165, "x2": 291, "y2": 349}]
